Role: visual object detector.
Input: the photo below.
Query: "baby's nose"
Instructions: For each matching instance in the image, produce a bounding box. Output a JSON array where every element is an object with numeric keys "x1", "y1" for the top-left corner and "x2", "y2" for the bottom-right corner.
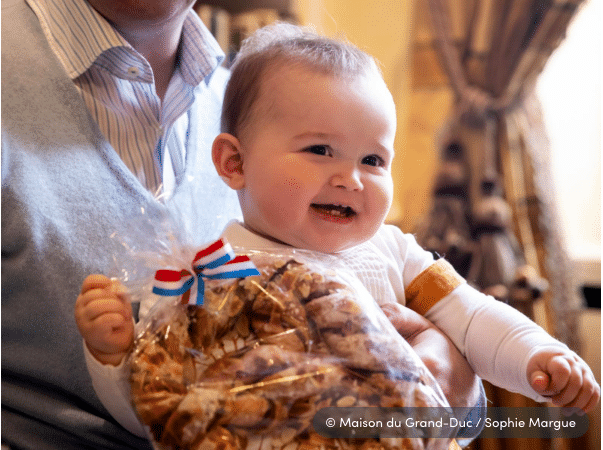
[{"x1": 330, "y1": 165, "x2": 363, "y2": 191}]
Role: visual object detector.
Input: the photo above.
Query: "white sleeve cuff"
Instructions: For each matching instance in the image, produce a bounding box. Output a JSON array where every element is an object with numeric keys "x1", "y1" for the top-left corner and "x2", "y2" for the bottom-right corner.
[
  {"x1": 425, "y1": 284, "x2": 569, "y2": 402},
  {"x1": 83, "y1": 342, "x2": 147, "y2": 437}
]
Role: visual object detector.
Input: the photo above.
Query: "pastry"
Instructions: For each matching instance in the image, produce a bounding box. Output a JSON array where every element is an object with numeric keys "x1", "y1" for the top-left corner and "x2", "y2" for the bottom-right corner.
[{"x1": 131, "y1": 256, "x2": 449, "y2": 450}]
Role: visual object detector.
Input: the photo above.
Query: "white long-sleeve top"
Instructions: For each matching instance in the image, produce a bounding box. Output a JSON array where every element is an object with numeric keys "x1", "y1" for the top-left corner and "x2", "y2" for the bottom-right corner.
[{"x1": 85, "y1": 220, "x2": 568, "y2": 436}]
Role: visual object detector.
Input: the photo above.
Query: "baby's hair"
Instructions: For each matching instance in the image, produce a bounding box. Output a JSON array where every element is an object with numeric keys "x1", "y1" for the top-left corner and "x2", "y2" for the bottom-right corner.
[{"x1": 221, "y1": 22, "x2": 381, "y2": 138}]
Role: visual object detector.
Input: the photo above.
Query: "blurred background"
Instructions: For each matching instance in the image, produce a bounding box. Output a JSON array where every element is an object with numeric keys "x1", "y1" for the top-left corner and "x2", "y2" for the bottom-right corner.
[{"x1": 195, "y1": 0, "x2": 600, "y2": 448}]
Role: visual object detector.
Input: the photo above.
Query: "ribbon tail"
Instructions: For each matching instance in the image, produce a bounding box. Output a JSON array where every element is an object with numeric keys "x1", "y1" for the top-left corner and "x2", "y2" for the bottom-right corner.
[{"x1": 193, "y1": 275, "x2": 205, "y2": 306}]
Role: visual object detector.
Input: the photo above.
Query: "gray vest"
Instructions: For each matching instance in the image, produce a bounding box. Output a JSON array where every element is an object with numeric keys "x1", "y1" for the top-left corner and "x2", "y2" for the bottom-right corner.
[{"x1": 1, "y1": 1, "x2": 240, "y2": 448}]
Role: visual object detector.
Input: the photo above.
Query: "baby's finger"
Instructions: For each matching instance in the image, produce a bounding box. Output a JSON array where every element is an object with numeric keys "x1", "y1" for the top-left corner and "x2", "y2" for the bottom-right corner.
[
  {"x1": 81, "y1": 274, "x2": 111, "y2": 294},
  {"x1": 566, "y1": 386, "x2": 594, "y2": 413},
  {"x1": 563, "y1": 369, "x2": 601, "y2": 413},
  {"x1": 109, "y1": 278, "x2": 130, "y2": 301},
  {"x1": 530, "y1": 370, "x2": 550, "y2": 393},
  {"x1": 77, "y1": 287, "x2": 115, "y2": 308},
  {"x1": 545, "y1": 355, "x2": 572, "y2": 392},
  {"x1": 83, "y1": 298, "x2": 132, "y2": 323},
  {"x1": 94, "y1": 312, "x2": 131, "y2": 331},
  {"x1": 582, "y1": 383, "x2": 601, "y2": 414},
  {"x1": 75, "y1": 290, "x2": 114, "y2": 328},
  {"x1": 550, "y1": 363, "x2": 583, "y2": 407}
]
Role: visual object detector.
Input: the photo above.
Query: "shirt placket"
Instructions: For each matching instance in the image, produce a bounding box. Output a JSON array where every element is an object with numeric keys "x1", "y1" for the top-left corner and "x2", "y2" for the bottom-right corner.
[
  {"x1": 123, "y1": 57, "x2": 164, "y2": 194},
  {"x1": 156, "y1": 74, "x2": 196, "y2": 193}
]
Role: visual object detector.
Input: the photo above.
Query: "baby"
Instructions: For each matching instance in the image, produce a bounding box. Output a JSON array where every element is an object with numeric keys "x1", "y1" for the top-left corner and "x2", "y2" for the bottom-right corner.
[{"x1": 75, "y1": 23, "x2": 599, "y2": 438}]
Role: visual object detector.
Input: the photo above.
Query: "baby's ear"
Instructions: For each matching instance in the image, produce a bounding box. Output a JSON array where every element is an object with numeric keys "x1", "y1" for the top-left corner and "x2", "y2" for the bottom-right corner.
[{"x1": 212, "y1": 133, "x2": 245, "y2": 190}]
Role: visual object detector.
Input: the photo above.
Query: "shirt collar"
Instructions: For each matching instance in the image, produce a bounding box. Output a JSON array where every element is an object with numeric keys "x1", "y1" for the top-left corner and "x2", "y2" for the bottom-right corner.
[
  {"x1": 222, "y1": 220, "x2": 288, "y2": 251},
  {"x1": 27, "y1": 0, "x2": 225, "y2": 86},
  {"x1": 179, "y1": 12, "x2": 225, "y2": 86},
  {"x1": 26, "y1": 0, "x2": 130, "y2": 79}
]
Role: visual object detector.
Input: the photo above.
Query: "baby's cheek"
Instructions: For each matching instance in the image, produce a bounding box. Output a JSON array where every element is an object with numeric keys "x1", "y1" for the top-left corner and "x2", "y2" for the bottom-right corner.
[
  {"x1": 282, "y1": 177, "x2": 304, "y2": 194},
  {"x1": 364, "y1": 186, "x2": 390, "y2": 224},
  {"x1": 376, "y1": 182, "x2": 394, "y2": 217},
  {"x1": 267, "y1": 179, "x2": 302, "y2": 220}
]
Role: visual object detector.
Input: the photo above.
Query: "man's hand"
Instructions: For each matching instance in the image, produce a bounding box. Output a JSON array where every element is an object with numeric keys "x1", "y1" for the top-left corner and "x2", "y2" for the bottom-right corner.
[
  {"x1": 382, "y1": 302, "x2": 482, "y2": 408},
  {"x1": 75, "y1": 274, "x2": 134, "y2": 366}
]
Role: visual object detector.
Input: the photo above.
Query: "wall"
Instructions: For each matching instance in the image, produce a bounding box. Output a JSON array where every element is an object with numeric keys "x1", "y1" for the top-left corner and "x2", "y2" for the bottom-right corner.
[
  {"x1": 536, "y1": 0, "x2": 601, "y2": 264},
  {"x1": 536, "y1": 1, "x2": 602, "y2": 447}
]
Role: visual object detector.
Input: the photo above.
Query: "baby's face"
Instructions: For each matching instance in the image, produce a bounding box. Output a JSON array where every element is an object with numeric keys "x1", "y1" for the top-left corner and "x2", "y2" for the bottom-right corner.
[{"x1": 237, "y1": 65, "x2": 396, "y2": 253}]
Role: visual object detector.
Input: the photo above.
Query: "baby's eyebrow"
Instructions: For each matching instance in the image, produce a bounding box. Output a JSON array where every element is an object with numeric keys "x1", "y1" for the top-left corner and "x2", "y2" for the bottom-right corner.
[
  {"x1": 377, "y1": 144, "x2": 395, "y2": 157},
  {"x1": 293, "y1": 132, "x2": 334, "y2": 141}
]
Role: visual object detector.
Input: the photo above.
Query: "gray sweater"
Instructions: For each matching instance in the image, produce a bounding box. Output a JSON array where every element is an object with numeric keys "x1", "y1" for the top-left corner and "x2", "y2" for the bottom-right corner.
[{"x1": 1, "y1": 1, "x2": 240, "y2": 448}]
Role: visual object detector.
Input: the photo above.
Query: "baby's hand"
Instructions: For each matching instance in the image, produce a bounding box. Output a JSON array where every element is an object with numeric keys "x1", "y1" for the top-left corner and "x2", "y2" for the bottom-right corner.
[
  {"x1": 527, "y1": 348, "x2": 600, "y2": 413},
  {"x1": 75, "y1": 274, "x2": 134, "y2": 366}
]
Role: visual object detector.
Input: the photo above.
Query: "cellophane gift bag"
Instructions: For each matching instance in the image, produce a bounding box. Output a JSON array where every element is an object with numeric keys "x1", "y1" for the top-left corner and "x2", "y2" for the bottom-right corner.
[{"x1": 127, "y1": 234, "x2": 458, "y2": 450}]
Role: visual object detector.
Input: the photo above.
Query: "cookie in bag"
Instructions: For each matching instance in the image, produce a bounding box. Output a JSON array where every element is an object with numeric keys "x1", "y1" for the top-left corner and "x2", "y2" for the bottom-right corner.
[{"x1": 130, "y1": 253, "x2": 451, "y2": 450}]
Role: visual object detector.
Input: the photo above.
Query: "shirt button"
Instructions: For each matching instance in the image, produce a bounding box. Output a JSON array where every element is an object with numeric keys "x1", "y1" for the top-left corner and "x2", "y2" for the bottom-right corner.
[{"x1": 127, "y1": 66, "x2": 140, "y2": 78}]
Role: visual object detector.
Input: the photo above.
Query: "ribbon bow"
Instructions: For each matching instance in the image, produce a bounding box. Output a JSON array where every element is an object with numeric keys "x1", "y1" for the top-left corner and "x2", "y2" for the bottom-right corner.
[{"x1": 152, "y1": 239, "x2": 260, "y2": 305}]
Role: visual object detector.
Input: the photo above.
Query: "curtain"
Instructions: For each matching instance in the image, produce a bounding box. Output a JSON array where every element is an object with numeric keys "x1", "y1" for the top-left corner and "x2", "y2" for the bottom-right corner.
[{"x1": 410, "y1": 1, "x2": 588, "y2": 449}]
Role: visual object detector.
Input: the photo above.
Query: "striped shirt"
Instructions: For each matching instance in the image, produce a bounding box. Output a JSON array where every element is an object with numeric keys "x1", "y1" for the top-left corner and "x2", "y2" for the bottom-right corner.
[{"x1": 26, "y1": 0, "x2": 225, "y2": 195}]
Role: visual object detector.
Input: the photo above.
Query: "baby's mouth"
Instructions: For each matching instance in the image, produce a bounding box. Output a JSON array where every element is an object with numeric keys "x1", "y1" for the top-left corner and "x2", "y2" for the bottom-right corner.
[{"x1": 310, "y1": 203, "x2": 356, "y2": 218}]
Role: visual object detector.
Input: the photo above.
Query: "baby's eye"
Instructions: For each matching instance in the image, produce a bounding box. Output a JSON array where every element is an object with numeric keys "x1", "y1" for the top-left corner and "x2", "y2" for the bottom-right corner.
[
  {"x1": 303, "y1": 145, "x2": 332, "y2": 156},
  {"x1": 362, "y1": 154, "x2": 386, "y2": 167}
]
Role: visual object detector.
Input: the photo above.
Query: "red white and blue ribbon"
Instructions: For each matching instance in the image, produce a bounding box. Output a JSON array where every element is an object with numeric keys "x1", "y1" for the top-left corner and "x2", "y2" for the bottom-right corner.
[{"x1": 152, "y1": 239, "x2": 260, "y2": 305}]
